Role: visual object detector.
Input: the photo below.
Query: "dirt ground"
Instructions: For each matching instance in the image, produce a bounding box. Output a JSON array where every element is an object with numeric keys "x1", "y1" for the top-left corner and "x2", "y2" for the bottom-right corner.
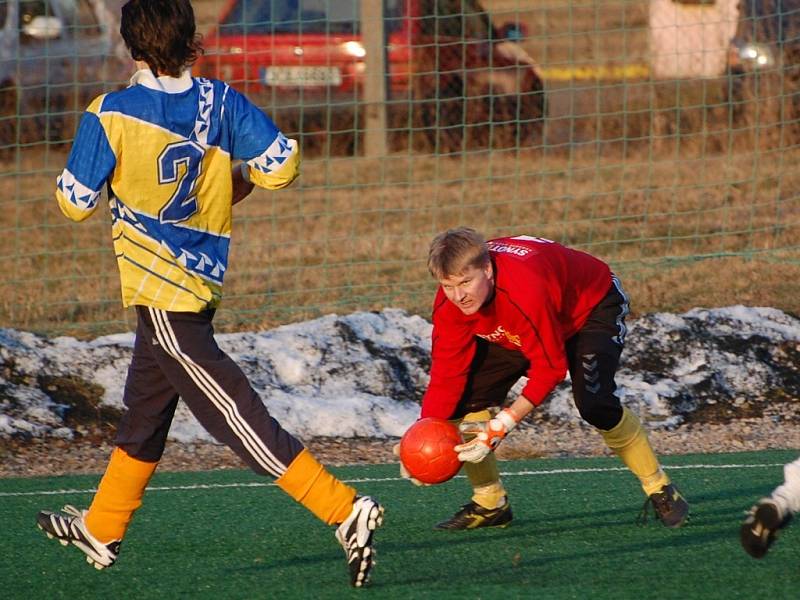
[{"x1": 2, "y1": 416, "x2": 797, "y2": 478}]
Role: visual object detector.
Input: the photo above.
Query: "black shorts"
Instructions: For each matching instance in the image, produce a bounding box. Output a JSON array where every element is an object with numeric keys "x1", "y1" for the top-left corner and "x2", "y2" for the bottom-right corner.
[
  {"x1": 451, "y1": 276, "x2": 628, "y2": 430},
  {"x1": 115, "y1": 306, "x2": 305, "y2": 476}
]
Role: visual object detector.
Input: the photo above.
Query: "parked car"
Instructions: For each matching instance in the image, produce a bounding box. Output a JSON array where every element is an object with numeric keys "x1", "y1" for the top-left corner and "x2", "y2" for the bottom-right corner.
[
  {"x1": 649, "y1": 0, "x2": 800, "y2": 78},
  {"x1": 729, "y1": 0, "x2": 800, "y2": 73},
  {"x1": 723, "y1": 0, "x2": 800, "y2": 121},
  {"x1": 196, "y1": 0, "x2": 546, "y2": 153},
  {"x1": 0, "y1": 0, "x2": 128, "y2": 148}
]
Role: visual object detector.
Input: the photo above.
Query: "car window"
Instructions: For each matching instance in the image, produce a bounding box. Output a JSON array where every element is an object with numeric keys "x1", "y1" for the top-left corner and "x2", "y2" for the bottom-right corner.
[
  {"x1": 419, "y1": 0, "x2": 492, "y2": 39},
  {"x1": 740, "y1": 0, "x2": 800, "y2": 44},
  {"x1": 20, "y1": 0, "x2": 54, "y2": 24},
  {"x1": 19, "y1": 0, "x2": 56, "y2": 43},
  {"x1": 221, "y1": 0, "x2": 404, "y2": 35}
]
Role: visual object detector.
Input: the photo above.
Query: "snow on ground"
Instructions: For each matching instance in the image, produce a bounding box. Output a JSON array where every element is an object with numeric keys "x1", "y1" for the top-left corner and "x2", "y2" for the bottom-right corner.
[{"x1": 0, "y1": 306, "x2": 798, "y2": 443}]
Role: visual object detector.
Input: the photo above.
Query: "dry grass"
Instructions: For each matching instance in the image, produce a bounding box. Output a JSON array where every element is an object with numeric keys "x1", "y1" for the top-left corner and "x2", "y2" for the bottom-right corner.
[
  {"x1": 0, "y1": 0, "x2": 796, "y2": 336},
  {"x1": 2, "y1": 137, "x2": 797, "y2": 336}
]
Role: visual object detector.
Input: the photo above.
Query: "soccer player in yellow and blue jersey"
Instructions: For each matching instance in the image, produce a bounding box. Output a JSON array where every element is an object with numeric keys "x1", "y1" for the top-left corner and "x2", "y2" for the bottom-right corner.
[{"x1": 36, "y1": 0, "x2": 383, "y2": 588}]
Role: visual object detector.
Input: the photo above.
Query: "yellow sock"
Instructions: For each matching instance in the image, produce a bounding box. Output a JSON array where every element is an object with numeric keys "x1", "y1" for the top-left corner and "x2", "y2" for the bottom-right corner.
[
  {"x1": 599, "y1": 407, "x2": 670, "y2": 496},
  {"x1": 84, "y1": 447, "x2": 158, "y2": 543},
  {"x1": 275, "y1": 449, "x2": 356, "y2": 525},
  {"x1": 459, "y1": 410, "x2": 507, "y2": 509},
  {"x1": 472, "y1": 482, "x2": 507, "y2": 509}
]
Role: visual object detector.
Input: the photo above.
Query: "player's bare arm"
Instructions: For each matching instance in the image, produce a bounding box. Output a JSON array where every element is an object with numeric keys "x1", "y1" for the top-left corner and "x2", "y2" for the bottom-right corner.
[{"x1": 232, "y1": 163, "x2": 255, "y2": 206}]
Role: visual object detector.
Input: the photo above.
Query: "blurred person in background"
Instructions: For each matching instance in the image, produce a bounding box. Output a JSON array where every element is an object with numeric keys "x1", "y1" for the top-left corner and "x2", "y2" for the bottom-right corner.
[
  {"x1": 741, "y1": 456, "x2": 799, "y2": 558},
  {"x1": 402, "y1": 227, "x2": 689, "y2": 531},
  {"x1": 35, "y1": 0, "x2": 382, "y2": 588},
  {"x1": 91, "y1": 0, "x2": 131, "y2": 66}
]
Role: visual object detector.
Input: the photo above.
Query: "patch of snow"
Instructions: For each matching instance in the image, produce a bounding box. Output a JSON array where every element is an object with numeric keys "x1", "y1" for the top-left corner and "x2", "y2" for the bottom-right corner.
[{"x1": 0, "y1": 307, "x2": 798, "y2": 443}]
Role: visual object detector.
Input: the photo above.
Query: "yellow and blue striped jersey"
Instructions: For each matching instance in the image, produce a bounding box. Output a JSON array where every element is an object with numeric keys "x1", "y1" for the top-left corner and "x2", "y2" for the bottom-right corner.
[{"x1": 55, "y1": 69, "x2": 300, "y2": 312}]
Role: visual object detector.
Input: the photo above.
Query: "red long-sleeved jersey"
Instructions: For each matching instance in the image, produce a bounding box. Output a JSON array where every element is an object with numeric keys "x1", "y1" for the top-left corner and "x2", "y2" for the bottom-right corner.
[{"x1": 420, "y1": 236, "x2": 612, "y2": 419}]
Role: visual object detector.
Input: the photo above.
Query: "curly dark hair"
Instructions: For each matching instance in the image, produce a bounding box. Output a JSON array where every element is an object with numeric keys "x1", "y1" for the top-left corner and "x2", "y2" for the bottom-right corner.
[{"x1": 120, "y1": 0, "x2": 203, "y2": 77}]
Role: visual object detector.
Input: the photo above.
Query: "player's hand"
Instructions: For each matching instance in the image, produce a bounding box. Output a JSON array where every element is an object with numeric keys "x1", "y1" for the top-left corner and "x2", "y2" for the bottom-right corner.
[
  {"x1": 454, "y1": 408, "x2": 520, "y2": 463},
  {"x1": 392, "y1": 443, "x2": 428, "y2": 486}
]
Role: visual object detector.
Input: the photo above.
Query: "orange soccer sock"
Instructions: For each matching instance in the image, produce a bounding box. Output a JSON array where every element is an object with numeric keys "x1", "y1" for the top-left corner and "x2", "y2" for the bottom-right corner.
[
  {"x1": 84, "y1": 447, "x2": 158, "y2": 543},
  {"x1": 276, "y1": 449, "x2": 357, "y2": 525}
]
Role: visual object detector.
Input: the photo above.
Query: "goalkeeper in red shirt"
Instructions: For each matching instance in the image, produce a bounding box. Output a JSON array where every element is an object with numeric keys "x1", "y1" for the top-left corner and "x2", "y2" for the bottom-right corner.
[{"x1": 404, "y1": 227, "x2": 689, "y2": 530}]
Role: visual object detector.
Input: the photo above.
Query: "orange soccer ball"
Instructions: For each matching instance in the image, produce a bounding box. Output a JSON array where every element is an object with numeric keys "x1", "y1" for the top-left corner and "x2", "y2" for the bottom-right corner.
[{"x1": 399, "y1": 417, "x2": 462, "y2": 484}]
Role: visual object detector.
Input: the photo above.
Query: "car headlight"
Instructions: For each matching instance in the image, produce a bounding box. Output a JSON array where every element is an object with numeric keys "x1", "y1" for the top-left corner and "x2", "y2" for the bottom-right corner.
[
  {"x1": 738, "y1": 43, "x2": 775, "y2": 67},
  {"x1": 343, "y1": 41, "x2": 366, "y2": 58}
]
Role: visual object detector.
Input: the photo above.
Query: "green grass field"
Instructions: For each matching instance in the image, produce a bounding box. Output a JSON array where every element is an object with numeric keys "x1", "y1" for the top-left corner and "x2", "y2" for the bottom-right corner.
[{"x1": 3, "y1": 450, "x2": 799, "y2": 598}]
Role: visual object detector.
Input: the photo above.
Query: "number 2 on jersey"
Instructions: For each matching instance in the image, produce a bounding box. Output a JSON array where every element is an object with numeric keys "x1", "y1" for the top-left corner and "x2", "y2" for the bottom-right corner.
[{"x1": 158, "y1": 141, "x2": 205, "y2": 224}]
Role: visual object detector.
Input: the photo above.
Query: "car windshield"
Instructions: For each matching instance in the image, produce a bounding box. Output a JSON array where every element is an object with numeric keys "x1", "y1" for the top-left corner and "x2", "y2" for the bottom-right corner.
[
  {"x1": 221, "y1": 0, "x2": 405, "y2": 35},
  {"x1": 740, "y1": 0, "x2": 800, "y2": 45}
]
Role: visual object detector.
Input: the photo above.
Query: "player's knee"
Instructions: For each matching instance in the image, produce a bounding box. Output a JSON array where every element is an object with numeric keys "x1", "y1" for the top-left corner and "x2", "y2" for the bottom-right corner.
[
  {"x1": 117, "y1": 442, "x2": 165, "y2": 463},
  {"x1": 577, "y1": 401, "x2": 622, "y2": 431}
]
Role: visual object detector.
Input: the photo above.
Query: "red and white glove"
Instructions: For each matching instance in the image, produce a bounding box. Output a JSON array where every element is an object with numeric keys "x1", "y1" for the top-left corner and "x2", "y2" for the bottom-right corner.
[{"x1": 454, "y1": 408, "x2": 521, "y2": 463}]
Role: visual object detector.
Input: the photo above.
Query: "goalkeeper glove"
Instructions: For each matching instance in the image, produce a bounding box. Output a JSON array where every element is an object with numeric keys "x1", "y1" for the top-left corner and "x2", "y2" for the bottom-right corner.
[
  {"x1": 392, "y1": 443, "x2": 428, "y2": 486},
  {"x1": 454, "y1": 408, "x2": 520, "y2": 463}
]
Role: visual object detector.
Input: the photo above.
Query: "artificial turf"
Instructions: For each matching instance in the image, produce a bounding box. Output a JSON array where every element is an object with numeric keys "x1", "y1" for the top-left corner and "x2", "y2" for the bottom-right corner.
[{"x1": 2, "y1": 449, "x2": 799, "y2": 598}]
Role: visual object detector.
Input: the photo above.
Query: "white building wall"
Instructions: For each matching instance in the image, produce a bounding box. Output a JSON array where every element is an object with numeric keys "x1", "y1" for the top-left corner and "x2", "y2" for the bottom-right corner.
[{"x1": 649, "y1": 0, "x2": 740, "y2": 78}]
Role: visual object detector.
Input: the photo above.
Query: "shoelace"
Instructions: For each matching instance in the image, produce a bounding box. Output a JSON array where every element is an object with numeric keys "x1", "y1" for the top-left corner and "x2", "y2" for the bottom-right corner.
[
  {"x1": 637, "y1": 492, "x2": 669, "y2": 526},
  {"x1": 61, "y1": 505, "x2": 84, "y2": 519}
]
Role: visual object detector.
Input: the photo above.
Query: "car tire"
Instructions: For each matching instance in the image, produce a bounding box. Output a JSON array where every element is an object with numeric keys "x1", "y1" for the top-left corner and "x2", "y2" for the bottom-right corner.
[
  {"x1": 417, "y1": 95, "x2": 466, "y2": 154},
  {"x1": 413, "y1": 70, "x2": 467, "y2": 154},
  {"x1": 516, "y1": 85, "x2": 546, "y2": 147},
  {"x1": 481, "y1": 94, "x2": 520, "y2": 148},
  {"x1": 46, "y1": 90, "x2": 73, "y2": 143},
  {"x1": 460, "y1": 90, "x2": 546, "y2": 150},
  {"x1": 415, "y1": 79, "x2": 545, "y2": 153},
  {"x1": 0, "y1": 82, "x2": 18, "y2": 152}
]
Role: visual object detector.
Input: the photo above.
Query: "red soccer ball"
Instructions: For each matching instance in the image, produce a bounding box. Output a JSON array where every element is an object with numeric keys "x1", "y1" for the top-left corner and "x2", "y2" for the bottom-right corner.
[{"x1": 399, "y1": 417, "x2": 462, "y2": 484}]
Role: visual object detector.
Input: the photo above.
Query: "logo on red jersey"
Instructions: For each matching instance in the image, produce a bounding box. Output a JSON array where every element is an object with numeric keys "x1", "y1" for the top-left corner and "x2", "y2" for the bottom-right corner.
[
  {"x1": 477, "y1": 325, "x2": 522, "y2": 347},
  {"x1": 487, "y1": 241, "x2": 531, "y2": 257},
  {"x1": 488, "y1": 236, "x2": 554, "y2": 258}
]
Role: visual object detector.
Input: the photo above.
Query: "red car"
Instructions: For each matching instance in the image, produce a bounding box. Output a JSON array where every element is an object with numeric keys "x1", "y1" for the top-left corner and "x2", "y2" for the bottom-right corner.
[{"x1": 196, "y1": 0, "x2": 545, "y2": 152}]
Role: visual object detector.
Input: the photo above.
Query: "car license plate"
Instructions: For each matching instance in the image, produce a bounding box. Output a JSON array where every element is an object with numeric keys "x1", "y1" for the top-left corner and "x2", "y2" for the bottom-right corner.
[{"x1": 265, "y1": 66, "x2": 342, "y2": 87}]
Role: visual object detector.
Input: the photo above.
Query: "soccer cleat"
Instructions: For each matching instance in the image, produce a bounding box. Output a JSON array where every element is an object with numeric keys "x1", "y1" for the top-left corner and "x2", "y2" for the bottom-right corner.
[
  {"x1": 36, "y1": 505, "x2": 120, "y2": 570},
  {"x1": 638, "y1": 483, "x2": 689, "y2": 528},
  {"x1": 335, "y1": 496, "x2": 384, "y2": 588},
  {"x1": 434, "y1": 500, "x2": 513, "y2": 530},
  {"x1": 740, "y1": 498, "x2": 793, "y2": 559}
]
